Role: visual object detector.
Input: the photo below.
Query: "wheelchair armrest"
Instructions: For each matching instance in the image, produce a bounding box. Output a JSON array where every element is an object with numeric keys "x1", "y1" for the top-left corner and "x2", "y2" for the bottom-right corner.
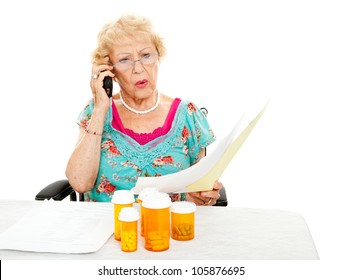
[
  {"x1": 35, "y1": 179, "x2": 76, "y2": 201},
  {"x1": 213, "y1": 186, "x2": 228, "y2": 206}
]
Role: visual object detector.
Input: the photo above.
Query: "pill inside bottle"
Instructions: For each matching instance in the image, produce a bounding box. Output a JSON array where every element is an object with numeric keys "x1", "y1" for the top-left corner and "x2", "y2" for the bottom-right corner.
[
  {"x1": 142, "y1": 193, "x2": 172, "y2": 252},
  {"x1": 171, "y1": 201, "x2": 196, "y2": 241},
  {"x1": 118, "y1": 207, "x2": 139, "y2": 252}
]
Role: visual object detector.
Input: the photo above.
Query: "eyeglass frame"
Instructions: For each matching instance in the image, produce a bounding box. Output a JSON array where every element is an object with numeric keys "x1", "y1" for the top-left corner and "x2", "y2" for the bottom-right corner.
[{"x1": 112, "y1": 53, "x2": 159, "y2": 71}]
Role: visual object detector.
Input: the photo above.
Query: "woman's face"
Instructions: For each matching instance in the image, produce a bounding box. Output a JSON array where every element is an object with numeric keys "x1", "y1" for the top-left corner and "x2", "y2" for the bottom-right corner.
[{"x1": 109, "y1": 35, "x2": 159, "y2": 101}]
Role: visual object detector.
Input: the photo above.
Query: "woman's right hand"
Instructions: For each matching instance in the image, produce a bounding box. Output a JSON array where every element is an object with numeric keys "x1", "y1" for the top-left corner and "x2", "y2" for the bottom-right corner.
[{"x1": 90, "y1": 57, "x2": 115, "y2": 111}]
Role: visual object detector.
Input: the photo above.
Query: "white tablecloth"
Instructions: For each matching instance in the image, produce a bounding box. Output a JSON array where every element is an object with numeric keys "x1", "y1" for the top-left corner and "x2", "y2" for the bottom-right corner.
[{"x1": 0, "y1": 200, "x2": 319, "y2": 260}]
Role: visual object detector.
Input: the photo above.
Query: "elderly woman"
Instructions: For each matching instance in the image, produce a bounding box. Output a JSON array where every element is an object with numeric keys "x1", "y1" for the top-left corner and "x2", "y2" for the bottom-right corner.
[{"x1": 66, "y1": 15, "x2": 223, "y2": 205}]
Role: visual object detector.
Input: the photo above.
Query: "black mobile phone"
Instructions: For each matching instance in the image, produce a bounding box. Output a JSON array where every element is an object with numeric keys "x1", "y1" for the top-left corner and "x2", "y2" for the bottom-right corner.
[{"x1": 103, "y1": 76, "x2": 113, "y2": 98}]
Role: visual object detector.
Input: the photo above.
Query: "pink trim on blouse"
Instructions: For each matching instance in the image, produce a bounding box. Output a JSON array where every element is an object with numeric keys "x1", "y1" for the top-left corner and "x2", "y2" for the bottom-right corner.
[{"x1": 111, "y1": 98, "x2": 181, "y2": 145}]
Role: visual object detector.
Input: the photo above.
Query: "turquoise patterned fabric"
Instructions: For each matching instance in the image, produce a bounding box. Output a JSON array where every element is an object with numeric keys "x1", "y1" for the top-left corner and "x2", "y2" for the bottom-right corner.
[{"x1": 77, "y1": 99, "x2": 215, "y2": 202}]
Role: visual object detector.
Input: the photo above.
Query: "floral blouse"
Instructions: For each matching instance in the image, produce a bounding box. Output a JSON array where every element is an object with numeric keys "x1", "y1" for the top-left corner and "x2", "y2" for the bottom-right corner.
[{"x1": 77, "y1": 99, "x2": 216, "y2": 202}]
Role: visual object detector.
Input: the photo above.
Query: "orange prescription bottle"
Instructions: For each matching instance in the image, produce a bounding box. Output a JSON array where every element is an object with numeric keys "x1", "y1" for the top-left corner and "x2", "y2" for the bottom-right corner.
[
  {"x1": 111, "y1": 190, "x2": 135, "y2": 241},
  {"x1": 136, "y1": 188, "x2": 157, "y2": 237},
  {"x1": 142, "y1": 193, "x2": 172, "y2": 252},
  {"x1": 171, "y1": 201, "x2": 196, "y2": 241},
  {"x1": 118, "y1": 207, "x2": 139, "y2": 252}
]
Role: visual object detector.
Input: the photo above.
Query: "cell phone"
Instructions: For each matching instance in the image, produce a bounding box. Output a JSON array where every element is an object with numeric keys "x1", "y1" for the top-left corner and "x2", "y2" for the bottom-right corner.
[{"x1": 103, "y1": 76, "x2": 113, "y2": 98}]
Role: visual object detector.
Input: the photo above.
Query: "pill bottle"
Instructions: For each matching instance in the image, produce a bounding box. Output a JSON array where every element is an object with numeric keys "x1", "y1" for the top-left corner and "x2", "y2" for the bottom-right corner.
[
  {"x1": 111, "y1": 190, "x2": 135, "y2": 241},
  {"x1": 142, "y1": 193, "x2": 172, "y2": 252},
  {"x1": 119, "y1": 207, "x2": 139, "y2": 252},
  {"x1": 171, "y1": 201, "x2": 196, "y2": 241},
  {"x1": 137, "y1": 188, "x2": 157, "y2": 237}
]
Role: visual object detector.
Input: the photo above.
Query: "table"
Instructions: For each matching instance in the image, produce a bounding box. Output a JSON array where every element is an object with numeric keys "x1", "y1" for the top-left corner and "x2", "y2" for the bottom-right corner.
[{"x1": 0, "y1": 200, "x2": 319, "y2": 260}]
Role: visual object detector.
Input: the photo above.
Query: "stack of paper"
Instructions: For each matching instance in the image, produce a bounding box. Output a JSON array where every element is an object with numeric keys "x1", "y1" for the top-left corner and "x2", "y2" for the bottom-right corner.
[{"x1": 0, "y1": 201, "x2": 113, "y2": 254}]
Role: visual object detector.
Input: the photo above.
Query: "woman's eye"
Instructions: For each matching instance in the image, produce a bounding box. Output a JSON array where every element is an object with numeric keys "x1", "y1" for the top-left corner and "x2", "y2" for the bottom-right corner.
[
  {"x1": 119, "y1": 58, "x2": 131, "y2": 64},
  {"x1": 143, "y1": 53, "x2": 151, "y2": 58}
]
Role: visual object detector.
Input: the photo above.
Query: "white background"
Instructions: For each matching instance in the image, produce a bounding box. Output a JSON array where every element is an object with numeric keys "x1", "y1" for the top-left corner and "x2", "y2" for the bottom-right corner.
[{"x1": 0, "y1": 0, "x2": 341, "y2": 279}]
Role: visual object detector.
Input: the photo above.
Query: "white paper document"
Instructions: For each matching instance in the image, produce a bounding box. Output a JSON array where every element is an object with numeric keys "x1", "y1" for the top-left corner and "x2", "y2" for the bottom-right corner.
[
  {"x1": 133, "y1": 101, "x2": 268, "y2": 194},
  {"x1": 0, "y1": 201, "x2": 113, "y2": 254}
]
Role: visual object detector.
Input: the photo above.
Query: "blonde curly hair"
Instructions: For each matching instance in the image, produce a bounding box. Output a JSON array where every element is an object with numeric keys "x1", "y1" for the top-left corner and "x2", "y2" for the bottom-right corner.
[{"x1": 92, "y1": 14, "x2": 166, "y2": 64}]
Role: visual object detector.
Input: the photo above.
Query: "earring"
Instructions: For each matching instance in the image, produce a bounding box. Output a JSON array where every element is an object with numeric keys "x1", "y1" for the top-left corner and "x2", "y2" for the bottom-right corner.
[{"x1": 113, "y1": 76, "x2": 118, "y2": 82}]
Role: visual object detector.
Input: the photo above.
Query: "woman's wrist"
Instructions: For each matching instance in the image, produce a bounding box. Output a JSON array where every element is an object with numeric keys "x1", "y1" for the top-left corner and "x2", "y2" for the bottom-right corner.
[
  {"x1": 93, "y1": 95, "x2": 111, "y2": 112},
  {"x1": 81, "y1": 126, "x2": 103, "y2": 136}
]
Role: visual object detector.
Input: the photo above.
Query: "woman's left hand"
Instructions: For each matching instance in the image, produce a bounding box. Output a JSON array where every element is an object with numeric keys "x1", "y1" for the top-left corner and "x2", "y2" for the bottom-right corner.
[{"x1": 186, "y1": 181, "x2": 223, "y2": 206}]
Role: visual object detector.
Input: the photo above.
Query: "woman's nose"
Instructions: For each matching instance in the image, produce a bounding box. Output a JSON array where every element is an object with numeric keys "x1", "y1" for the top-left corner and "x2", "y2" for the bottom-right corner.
[{"x1": 132, "y1": 60, "x2": 144, "y2": 74}]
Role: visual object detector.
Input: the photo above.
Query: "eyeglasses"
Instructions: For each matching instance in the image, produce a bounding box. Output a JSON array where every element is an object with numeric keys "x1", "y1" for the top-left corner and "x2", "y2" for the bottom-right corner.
[{"x1": 112, "y1": 53, "x2": 159, "y2": 71}]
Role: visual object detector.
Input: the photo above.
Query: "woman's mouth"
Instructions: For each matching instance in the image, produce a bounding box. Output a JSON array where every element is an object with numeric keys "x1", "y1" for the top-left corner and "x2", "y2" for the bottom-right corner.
[{"x1": 135, "y1": 79, "x2": 148, "y2": 89}]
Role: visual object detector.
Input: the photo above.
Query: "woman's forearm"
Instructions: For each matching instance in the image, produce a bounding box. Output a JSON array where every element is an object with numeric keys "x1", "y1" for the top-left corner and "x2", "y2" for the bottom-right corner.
[{"x1": 65, "y1": 108, "x2": 107, "y2": 193}]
